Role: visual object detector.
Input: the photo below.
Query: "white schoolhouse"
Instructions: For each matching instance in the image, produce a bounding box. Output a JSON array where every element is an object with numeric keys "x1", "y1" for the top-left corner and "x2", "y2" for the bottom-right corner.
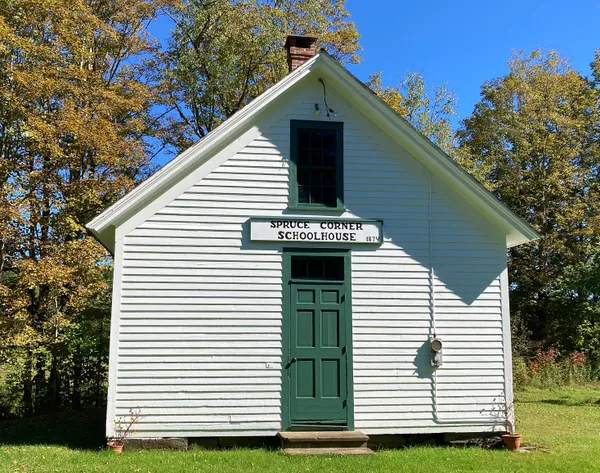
[{"x1": 87, "y1": 36, "x2": 539, "y2": 450}]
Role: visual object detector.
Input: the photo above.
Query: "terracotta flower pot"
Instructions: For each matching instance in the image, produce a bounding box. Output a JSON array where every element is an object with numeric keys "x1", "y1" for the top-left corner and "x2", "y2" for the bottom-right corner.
[
  {"x1": 107, "y1": 441, "x2": 124, "y2": 455},
  {"x1": 501, "y1": 433, "x2": 522, "y2": 451}
]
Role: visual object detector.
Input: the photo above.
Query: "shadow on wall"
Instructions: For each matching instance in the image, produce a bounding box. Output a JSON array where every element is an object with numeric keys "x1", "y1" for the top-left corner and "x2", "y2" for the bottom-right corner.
[
  {"x1": 345, "y1": 180, "x2": 505, "y2": 306},
  {"x1": 241, "y1": 210, "x2": 504, "y2": 307},
  {"x1": 413, "y1": 341, "x2": 435, "y2": 381},
  {"x1": 224, "y1": 71, "x2": 508, "y2": 307},
  {"x1": 412, "y1": 343, "x2": 435, "y2": 416},
  {"x1": 237, "y1": 126, "x2": 504, "y2": 307}
]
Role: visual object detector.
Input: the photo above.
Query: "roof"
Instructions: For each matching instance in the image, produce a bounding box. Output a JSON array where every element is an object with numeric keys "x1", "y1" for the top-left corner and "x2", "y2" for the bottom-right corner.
[{"x1": 86, "y1": 51, "x2": 540, "y2": 253}]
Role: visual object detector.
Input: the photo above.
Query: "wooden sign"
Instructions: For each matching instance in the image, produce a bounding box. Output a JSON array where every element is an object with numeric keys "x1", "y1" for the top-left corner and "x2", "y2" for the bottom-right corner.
[{"x1": 250, "y1": 218, "x2": 383, "y2": 244}]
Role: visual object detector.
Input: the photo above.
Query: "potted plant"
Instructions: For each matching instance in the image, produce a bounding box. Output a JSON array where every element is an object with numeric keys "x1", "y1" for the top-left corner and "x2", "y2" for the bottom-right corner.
[
  {"x1": 501, "y1": 402, "x2": 521, "y2": 451},
  {"x1": 107, "y1": 409, "x2": 143, "y2": 454}
]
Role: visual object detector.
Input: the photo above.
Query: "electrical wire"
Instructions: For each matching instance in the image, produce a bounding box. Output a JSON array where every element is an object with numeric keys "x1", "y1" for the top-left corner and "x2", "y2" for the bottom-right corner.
[
  {"x1": 318, "y1": 77, "x2": 336, "y2": 117},
  {"x1": 410, "y1": 158, "x2": 504, "y2": 426}
]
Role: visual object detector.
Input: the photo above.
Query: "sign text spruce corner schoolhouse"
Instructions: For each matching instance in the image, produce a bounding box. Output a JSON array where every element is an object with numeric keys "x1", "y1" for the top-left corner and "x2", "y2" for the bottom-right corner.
[{"x1": 250, "y1": 218, "x2": 383, "y2": 244}]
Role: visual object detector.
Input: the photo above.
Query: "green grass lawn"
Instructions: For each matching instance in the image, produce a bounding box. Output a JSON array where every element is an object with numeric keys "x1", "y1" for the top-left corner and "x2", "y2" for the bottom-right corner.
[{"x1": 1, "y1": 386, "x2": 599, "y2": 473}]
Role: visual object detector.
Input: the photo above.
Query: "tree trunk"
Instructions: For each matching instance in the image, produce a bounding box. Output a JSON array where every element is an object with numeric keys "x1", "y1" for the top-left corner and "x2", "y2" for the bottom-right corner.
[
  {"x1": 22, "y1": 351, "x2": 34, "y2": 416},
  {"x1": 72, "y1": 349, "x2": 82, "y2": 410},
  {"x1": 33, "y1": 356, "x2": 46, "y2": 414},
  {"x1": 48, "y1": 351, "x2": 61, "y2": 411}
]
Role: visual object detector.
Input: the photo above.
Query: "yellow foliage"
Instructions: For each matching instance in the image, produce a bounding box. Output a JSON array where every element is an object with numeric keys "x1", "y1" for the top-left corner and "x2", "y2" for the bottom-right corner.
[{"x1": 0, "y1": 0, "x2": 162, "y2": 353}]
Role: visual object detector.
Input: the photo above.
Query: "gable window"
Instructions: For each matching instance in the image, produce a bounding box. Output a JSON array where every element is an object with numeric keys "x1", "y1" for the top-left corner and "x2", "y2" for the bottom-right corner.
[{"x1": 290, "y1": 120, "x2": 343, "y2": 209}]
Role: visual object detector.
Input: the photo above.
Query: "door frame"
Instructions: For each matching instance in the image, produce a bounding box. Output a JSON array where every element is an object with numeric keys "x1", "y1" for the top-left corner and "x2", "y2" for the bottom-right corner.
[{"x1": 281, "y1": 248, "x2": 354, "y2": 431}]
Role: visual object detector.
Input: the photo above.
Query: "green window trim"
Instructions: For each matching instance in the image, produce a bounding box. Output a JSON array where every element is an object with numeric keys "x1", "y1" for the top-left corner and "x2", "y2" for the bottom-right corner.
[{"x1": 289, "y1": 120, "x2": 344, "y2": 211}]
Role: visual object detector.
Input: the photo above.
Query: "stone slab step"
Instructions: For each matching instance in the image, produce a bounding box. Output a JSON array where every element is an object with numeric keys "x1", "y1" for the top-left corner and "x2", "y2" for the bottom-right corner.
[
  {"x1": 279, "y1": 431, "x2": 370, "y2": 450},
  {"x1": 279, "y1": 430, "x2": 368, "y2": 442},
  {"x1": 284, "y1": 447, "x2": 374, "y2": 455}
]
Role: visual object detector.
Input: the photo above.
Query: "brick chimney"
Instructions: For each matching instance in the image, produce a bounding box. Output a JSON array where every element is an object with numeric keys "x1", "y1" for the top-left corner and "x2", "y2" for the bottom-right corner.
[{"x1": 285, "y1": 35, "x2": 318, "y2": 73}]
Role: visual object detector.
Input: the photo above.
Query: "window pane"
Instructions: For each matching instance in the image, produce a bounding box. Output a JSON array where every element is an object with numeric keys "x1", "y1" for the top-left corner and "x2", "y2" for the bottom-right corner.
[
  {"x1": 309, "y1": 148, "x2": 322, "y2": 166},
  {"x1": 310, "y1": 186, "x2": 323, "y2": 205},
  {"x1": 324, "y1": 258, "x2": 344, "y2": 280},
  {"x1": 310, "y1": 131, "x2": 323, "y2": 149},
  {"x1": 292, "y1": 258, "x2": 307, "y2": 278},
  {"x1": 298, "y1": 130, "x2": 310, "y2": 150},
  {"x1": 322, "y1": 149, "x2": 335, "y2": 166},
  {"x1": 310, "y1": 169, "x2": 323, "y2": 186},
  {"x1": 306, "y1": 258, "x2": 323, "y2": 278},
  {"x1": 291, "y1": 257, "x2": 344, "y2": 280},
  {"x1": 321, "y1": 169, "x2": 335, "y2": 185},
  {"x1": 323, "y1": 131, "x2": 335, "y2": 149},
  {"x1": 298, "y1": 169, "x2": 310, "y2": 185},
  {"x1": 295, "y1": 125, "x2": 339, "y2": 208},
  {"x1": 298, "y1": 148, "x2": 310, "y2": 165},
  {"x1": 298, "y1": 185, "x2": 309, "y2": 203},
  {"x1": 322, "y1": 186, "x2": 336, "y2": 207}
]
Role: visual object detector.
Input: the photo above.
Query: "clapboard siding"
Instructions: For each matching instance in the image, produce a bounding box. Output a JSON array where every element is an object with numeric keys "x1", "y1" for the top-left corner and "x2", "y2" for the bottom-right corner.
[
  {"x1": 118, "y1": 134, "x2": 287, "y2": 436},
  {"x1": 114, "y1": 80, "x2": 508, "y2": 437}
]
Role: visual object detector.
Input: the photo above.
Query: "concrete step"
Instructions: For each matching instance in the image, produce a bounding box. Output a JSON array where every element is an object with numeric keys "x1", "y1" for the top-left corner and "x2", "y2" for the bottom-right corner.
[
  {"x1": 285, "y1": 447, "x2": 374, "y2": 455},
  {"x1": 279, "y1": 431, "x2": 372, "y2": 454}
]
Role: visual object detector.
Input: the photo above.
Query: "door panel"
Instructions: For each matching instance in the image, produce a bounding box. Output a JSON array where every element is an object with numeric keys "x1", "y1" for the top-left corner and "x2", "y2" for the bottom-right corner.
[{"x1": 289, "y1": 282, "x2": 347, "y2": 426}]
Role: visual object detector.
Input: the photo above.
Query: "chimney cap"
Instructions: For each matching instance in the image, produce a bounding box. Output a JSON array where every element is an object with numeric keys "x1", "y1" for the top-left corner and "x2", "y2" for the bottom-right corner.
[{"x1": 284, "y1": 34, "x2": 318, "y2": 49}]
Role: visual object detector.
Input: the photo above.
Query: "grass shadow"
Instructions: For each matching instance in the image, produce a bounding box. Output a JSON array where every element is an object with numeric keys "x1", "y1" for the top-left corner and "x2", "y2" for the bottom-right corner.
[
  {"x1": 517, "y1": 396, "x2": 600, "y2": 406},
  {"x1": 537, "y1": 398, "x2": 600, "y2": 406},
  {"x1": 0, "y1": 409, "x2": 105, "y2": 450}
]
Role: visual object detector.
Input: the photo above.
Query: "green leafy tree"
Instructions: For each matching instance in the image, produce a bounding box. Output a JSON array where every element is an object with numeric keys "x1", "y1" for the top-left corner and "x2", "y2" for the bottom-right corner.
[
  {"x1": 158, "y1": 0, "x2": 361, "y2": 151},
  {"x1": 0, "y1": 0, "x2": 162, "y2": 415},
  {"x1": 367, "y1": 71, "x2": 457, "y2": 155},
  {"x1": 545, "y1": 51, "x2": 600, "y2": 366},
  {"x1": 457, "y1": 50, "x2": 600, "y2": 355},
  {"x1": 549, "y1": 247, "x2": 600, "y2": 365}
]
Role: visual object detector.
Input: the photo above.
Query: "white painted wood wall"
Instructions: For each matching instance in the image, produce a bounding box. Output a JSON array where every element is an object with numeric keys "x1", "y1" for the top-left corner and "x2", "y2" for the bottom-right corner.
[{"x1": 111, "y1": 79, "x2": 510, "y2": 438}]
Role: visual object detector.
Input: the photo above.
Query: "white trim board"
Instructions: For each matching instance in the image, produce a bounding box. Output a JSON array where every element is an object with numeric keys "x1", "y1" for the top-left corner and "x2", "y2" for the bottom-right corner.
[{"x1": 105, "y1": 236, "x2": 124, "y2": 438}]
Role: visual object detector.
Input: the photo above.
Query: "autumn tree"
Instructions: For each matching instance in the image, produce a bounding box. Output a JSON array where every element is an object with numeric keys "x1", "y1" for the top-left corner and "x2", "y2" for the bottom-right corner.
[
  {"x1": 158, "y1": 0, "x2": 361, "y2": 152},
  {"x1": 0, "y1": 0, "x2": 162, "y2": 415},
  {"x1": 367, "y1": 71, "x2": 457, "y2": 155},
  {"x1": 457, "y1": 50, "x2": 600, "y2": 357}
]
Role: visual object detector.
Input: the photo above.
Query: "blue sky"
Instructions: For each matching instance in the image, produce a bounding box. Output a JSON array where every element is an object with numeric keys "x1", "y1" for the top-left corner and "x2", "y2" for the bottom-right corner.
[
  {"x1": 344, "y1": 0, "x2": 599, "y2": 127},
  {"x1": 149, "y1": 1, "x2": 599, "y2": 163}
]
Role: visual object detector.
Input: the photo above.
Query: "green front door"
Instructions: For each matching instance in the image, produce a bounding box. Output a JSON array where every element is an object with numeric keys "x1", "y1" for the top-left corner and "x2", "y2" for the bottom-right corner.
[{"x1": 285, "y1": 254, "x2": 349, "y2": 428}]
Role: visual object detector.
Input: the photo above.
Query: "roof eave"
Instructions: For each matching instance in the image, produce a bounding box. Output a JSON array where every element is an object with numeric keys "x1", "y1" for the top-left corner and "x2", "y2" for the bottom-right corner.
[
  {"x1": 85, "y1": 224, "x2": 115, "y2": 255},
  {"x1": 317, "y1": 55, "x2": 540, "y2": 248},
  {"x1": 86, "y1": 52, "x2": 325, "y2": 248},
  {"x1": 87, "y1": 50, "x2": 539, "y2": 251}
]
